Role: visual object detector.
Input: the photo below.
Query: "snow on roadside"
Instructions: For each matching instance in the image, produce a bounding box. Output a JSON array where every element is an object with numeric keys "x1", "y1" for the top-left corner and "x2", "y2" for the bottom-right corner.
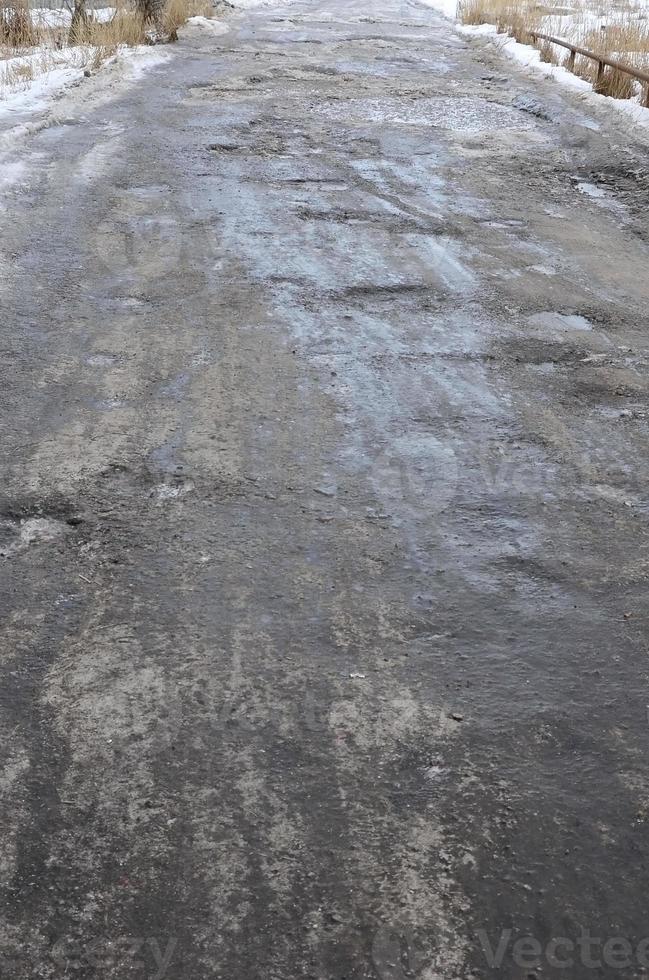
[
  {"x1": 0, "y1": 56, "x2": 84, "y2": 119},
  {"x1": 460, "y1": 22, "x2": 590, "y2": 92},
  {"x1": 414, "y1": 0, "x2": 649, "y2": 127},
  {"x1": 459, "y1": 22, "x2": 649, "y2": 126},
  {"x1": 0, "y1": 45, "x2": 170, "y2": 123}
]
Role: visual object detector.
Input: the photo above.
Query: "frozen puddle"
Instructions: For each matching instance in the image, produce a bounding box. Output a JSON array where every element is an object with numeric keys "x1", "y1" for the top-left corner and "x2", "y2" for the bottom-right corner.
[
  {"x1": 314, "y1": 96, "x2": 532, "y2": 131},
  {"x1": 529, "y1": 312, "x2": 592, "y2": 332},
  {"x1": 526, "y1": 311, "x2": 604, "y2": 345},
  {"x1": 577, "y1": 181, "x2": 607, "y2": 200},
  {"x1": 575, "y1": 180, "x2": 625, "y2": 216}
]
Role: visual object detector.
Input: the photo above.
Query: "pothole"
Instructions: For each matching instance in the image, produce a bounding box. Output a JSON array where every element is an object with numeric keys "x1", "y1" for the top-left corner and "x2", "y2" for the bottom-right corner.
[
  {"x1": 151, "y1": 480, "x2": 195, "y2": 503},
  {"x1": 85, "y1": 352, "x2": 121, "y2": 367},
  {"x1": 511, "y1": 94, "x2": 553, "y2": 122},
  {"x1": 0, "y1": 516, "x2": 70, "y2": 559},
  {"x1": 571, "y1": 177, "x2": 626, "y2": 215},
  {"x1": 576, "y1": 181, "x2": 607, "y2": 200},
  {"x1": 528, "y1": 311, "x2": 593, "y2": 333},
  {"x1": 86, "y1": 397, "x2": 125, "y2": 411}
]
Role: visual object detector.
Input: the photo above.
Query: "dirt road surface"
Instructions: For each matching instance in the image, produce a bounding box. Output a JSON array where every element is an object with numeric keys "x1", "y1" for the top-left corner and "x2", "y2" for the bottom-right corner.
[{"x1": 2, "y1": 1, "x2": 649, "y2": 977}]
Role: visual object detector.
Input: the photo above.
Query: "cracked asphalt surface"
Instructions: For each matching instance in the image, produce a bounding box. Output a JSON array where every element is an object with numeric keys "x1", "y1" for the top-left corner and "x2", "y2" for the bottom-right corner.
[{"x1": 2, "y1": 1, "x2": 649, "y2": 977}]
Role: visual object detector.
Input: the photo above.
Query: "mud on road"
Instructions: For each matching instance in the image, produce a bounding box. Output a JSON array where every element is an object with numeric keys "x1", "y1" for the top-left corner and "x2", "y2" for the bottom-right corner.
[{"x1": 1, "y1": 1, "x2": 649, "y2": 977}]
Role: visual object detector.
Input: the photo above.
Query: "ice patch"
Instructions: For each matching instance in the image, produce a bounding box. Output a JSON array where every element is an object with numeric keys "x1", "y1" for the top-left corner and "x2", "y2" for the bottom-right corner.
[
  {"x1": 528, "y1": 264, "x2": 557, "y2": 276},
  {"x1": 315, "y1": 95, "x2": 531, "y2": 131},
  {"x1": 406, "y1": 234, "x2": 475, "y2": 291}
]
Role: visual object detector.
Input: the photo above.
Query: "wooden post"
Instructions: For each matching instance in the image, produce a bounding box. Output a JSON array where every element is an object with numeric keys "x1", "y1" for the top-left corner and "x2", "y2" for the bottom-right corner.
[
  {"x1": 596, "y1": 60, "x2": 605, "y2": 90},
  {"x1": 566, "y1": 48, "x2": 575, "y2": 72}
]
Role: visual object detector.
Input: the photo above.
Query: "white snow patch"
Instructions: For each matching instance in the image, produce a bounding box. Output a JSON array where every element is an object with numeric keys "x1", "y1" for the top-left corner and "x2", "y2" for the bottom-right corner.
[
  {"x1": 228, "y1": 0, "x2": 298, "y2": 6},
  {"x1": 30, "y1": 7, "x2": 71, "y2": 28},
  {"x1": 0, "y1": 159, "x2": 26, "y2": 189},
  {"x1": 152, "y1": 480, "x2": 195, "y2": 502},
  {"x1": 417, "y1": 0, "x2": 459, "y2": 18},
  {"x1": 30, "y1": 6, "x2": 115, "y2": 27},
  {"x1": 92, "y1": 6, "x2": 118, "y2": 23},
  {"x1": 117, "y1": 46, "x2": 172, "y2": 82},
  {"x1": 182, "y1": 15, "x2": 230, "y2": 34}
]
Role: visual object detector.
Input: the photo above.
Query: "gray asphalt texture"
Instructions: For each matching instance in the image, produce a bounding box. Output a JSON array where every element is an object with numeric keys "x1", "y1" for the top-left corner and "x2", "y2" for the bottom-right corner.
[{"x1": 2, "y1": 1, "x2": 649, "y2": 977}]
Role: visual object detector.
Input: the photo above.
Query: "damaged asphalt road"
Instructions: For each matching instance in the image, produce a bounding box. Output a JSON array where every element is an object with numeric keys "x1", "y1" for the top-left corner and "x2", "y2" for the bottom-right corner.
[{"x1": 2, "y1": 0, "x2": 649, "y2": 977}]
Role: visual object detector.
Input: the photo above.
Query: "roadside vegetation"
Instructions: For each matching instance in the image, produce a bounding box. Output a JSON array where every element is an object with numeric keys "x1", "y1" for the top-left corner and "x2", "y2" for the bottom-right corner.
[
  {"x1": 0, "y1": 0, "x2": 214, "y2": 97},
  {"x1": 458, "y1": 0, "x2": 649, "y2": 100}
]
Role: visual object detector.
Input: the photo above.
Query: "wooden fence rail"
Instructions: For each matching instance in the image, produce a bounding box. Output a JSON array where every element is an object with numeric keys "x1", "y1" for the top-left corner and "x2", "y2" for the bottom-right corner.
[{"x1": 530, "y1": 30, "x2": 649, "y2": 107}]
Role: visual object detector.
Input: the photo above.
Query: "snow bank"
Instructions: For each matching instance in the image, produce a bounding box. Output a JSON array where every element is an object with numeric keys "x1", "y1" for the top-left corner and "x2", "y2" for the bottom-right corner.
[
  {"x1": 459, "y1": 22, "x2": 649, "y2": 126},
  {"x1": 0, "y1": 56, "x2": 83, "y2": 120}
]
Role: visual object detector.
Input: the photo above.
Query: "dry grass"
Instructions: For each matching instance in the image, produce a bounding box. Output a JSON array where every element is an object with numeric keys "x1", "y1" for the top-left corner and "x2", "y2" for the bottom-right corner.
[
  {"x1": 502, "y1": 9, "x2": 539, "y2": 43},
  {"x1": 83, "y1": 9, "x2": 148, "y2": 46},
  {"x1": 539, "y1": 38, "x2": 559, "y2": 62},
  {"x1": 458, "y1": 0, "x2": 496, "y2": 25},
  {"x1": 69, "y1": 0, "x2": 212, "y2": 46},
  {"x1": 596, "y1": 64, "x2": 636, "y2": 96},
  {"x1": 459, "y1": 0, "x2": 539, "y2": 40},
  {"x1": 576, "y1": 59, "x2": 636, "y2": 99},
  {"x1": 0, "y1": 0, "x2": 35, "y2": 46},
  {"x1": 584, "y1": 20, "x2": 649, "y2": 56}
]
